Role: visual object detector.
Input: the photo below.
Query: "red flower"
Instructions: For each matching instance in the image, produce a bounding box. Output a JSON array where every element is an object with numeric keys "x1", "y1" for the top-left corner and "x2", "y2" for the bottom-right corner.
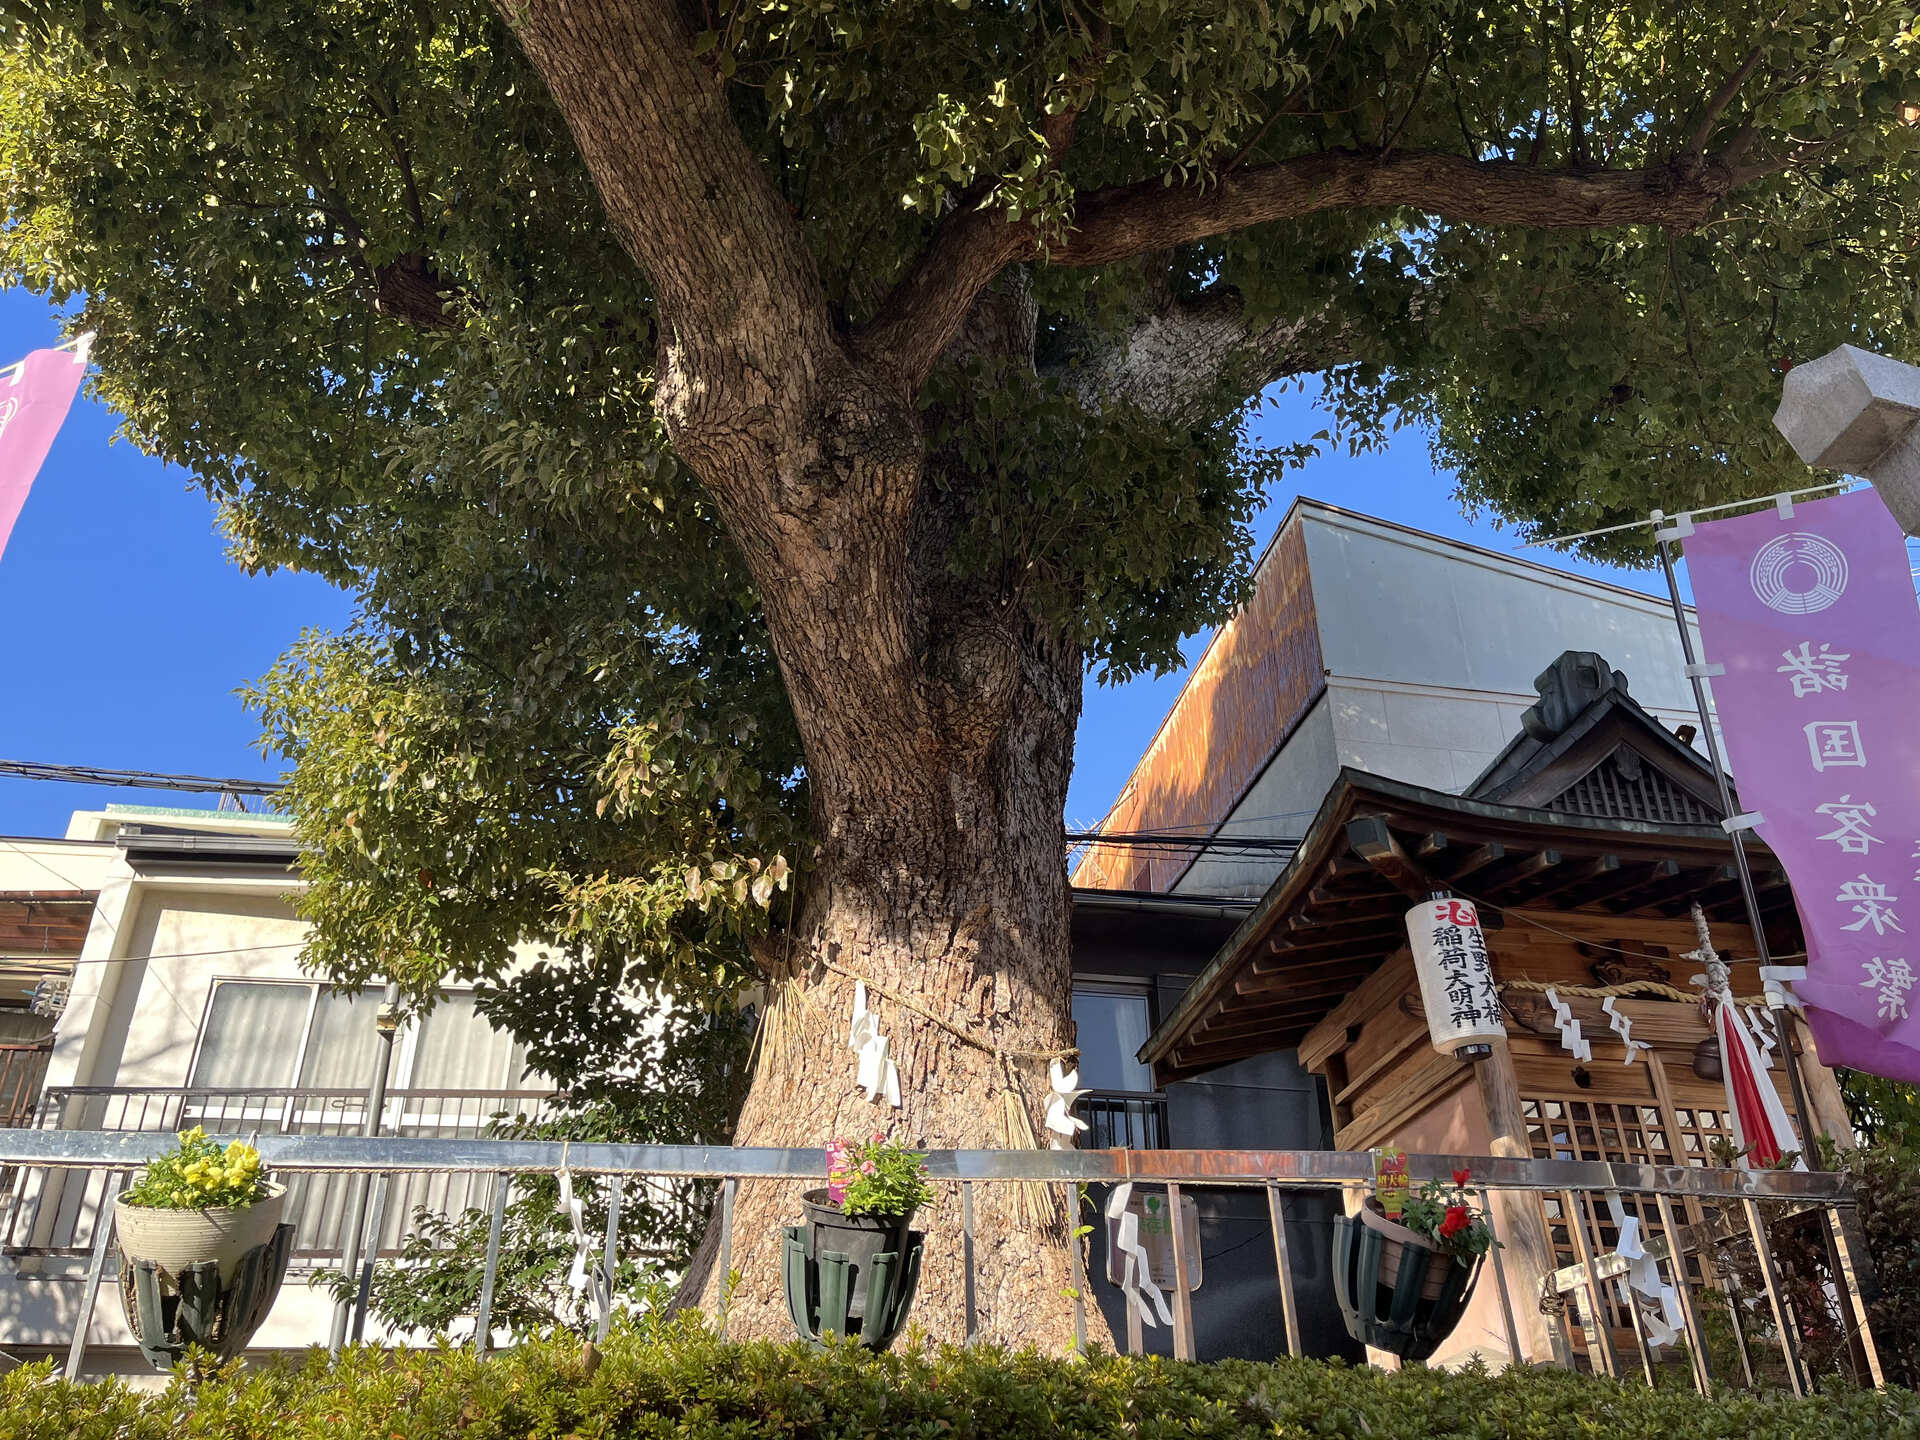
[
  {"x1": 1438, "y1": 1204, "x2": 1471, "y2": 1240},
  {"x1": 1452, "y1": 1168, "x2": 1472, "y2": 1187}
]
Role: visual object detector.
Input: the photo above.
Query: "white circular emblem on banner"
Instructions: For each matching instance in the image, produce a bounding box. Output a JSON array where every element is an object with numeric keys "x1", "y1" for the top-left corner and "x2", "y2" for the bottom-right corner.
[{"x1": 1749, "y1": 532, "x2": 1848, "y2": 614}]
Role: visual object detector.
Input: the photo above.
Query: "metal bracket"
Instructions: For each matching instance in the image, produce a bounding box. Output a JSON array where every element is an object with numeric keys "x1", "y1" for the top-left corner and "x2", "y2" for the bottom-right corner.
[
  {"x1": 1722, "y1": 812, "x2": 1765, "y2": 833},
  {"x1": 1685, "y1": 662, "x2": 1725, "y2": 679},
  {"x1": 1653, "y1": 513, "x2": 1695, "y2": 542}
]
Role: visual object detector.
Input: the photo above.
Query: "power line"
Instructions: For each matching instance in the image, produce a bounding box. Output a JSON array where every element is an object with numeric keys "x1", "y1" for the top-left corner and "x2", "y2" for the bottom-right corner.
[{"x1": 0, "y1": 759, "x2": 281, "y2": 798}]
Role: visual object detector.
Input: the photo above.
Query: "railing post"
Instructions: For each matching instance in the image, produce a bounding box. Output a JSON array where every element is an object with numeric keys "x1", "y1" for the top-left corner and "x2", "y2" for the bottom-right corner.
[
  {"x1": 1823, "y1": 1206, "x2": 1886, "y2": 1389},
  {"x1": 1068, "y1": 1184, "x2": 1087, "y2": 1355},
  {"x1": 960, "y1": 1180, "x2": 978, "y2": 1346},
  {"x1": 1653, "y1": 1192, "x2": 1714, "y2": 1396},
  {"x1": 1560, "y1": 1189, "x2": 1619, "y2": 1378},
  {"x1": 473, "y1": 1171, "x2": 511, "y2": 1357},
  {"x1": 1264, "y1": 1182, "x2": 1301, "y2": 1358},
  {"x1": 1166, "y1": 1182, "x2": 1196, "y2": 1362},
  {"x1": 64, "y1": 1172, "x2": 120, "y2": 1381},
  {"x1": 717, "y1": 1176, "x2": 737, "y2": 1338}
]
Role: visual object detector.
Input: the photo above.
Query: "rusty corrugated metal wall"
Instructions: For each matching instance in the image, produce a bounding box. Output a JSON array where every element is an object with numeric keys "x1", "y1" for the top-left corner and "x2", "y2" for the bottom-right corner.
[{"x1": 1073, "y1": 515, "x2": 1325, "y2": 892}]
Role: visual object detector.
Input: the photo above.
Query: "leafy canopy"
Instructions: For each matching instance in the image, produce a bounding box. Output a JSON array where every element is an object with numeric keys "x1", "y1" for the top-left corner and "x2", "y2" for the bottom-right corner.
[{"x1": 1, "y1": 0, "x2": 1917, "y2": 1032}]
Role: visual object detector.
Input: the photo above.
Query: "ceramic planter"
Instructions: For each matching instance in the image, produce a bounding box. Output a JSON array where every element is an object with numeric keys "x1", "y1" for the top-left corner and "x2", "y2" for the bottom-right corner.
[
  {"x1": 784, "y1": 1189, "x2": 923, "y2": 1349},
  {"x1": 1331, "y1": 1199, "x2": 1481, "y2": 1362},
  {"x1": 114, "y1": 1183, "x2": 293, "y2": 1369},
  {"x1": 115, "y1": 1182, "x2": 287, "y2": 1285}
]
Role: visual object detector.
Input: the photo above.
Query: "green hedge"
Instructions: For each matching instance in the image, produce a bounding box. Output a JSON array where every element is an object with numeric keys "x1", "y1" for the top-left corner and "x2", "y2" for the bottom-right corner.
[{"x1": 4, "y1": 1322, "x2": 1917, "y2": 1440}]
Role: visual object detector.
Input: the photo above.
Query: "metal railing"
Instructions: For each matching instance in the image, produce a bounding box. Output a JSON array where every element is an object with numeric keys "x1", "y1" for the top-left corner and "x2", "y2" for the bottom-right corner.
[
  {"x1": 5, "y1": 1085, "x2": 558, "y2": 1262},
  {"x1": 1081, "y1": 1092, "x2": 1168, "y2": 1150},
  {"x1": 0, "y1": 1044, "x2": 51, "y2": 1129},
  {"x1": 0, "y1": 1128, "x2": 1885, "y2": 1396}
]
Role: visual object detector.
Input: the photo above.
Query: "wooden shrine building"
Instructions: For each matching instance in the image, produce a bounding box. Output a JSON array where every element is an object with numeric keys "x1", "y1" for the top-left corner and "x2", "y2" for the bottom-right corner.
[{"x1": 1139, "y1": 652, "x2": 1854, "y2": 1370}]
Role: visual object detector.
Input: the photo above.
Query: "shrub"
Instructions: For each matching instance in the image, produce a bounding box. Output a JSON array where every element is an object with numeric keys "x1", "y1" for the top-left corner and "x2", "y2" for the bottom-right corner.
[
  {"x1": 1846, "y1": 1140, "x2": 1920, "y2": 1391},
  {"x1": 3, "y1": 1320, "x2": 1917, "y2": 1440}
]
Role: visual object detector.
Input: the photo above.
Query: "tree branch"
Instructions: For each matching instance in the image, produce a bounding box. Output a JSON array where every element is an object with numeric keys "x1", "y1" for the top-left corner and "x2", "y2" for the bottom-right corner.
[
  {"x1": 498, "y1": 0, "x2": 839, "y2": 426},
  {"x1": 863, "y1": 146, "x2": 1745, "y2": 388},
  {"x1": 1053, "y1": 291, "x2": 1360, "y2": 424},
  {"x1": 1684, "y1": 42, "x2": 1772, "y2": 159},
  {"x1": 1051, "y1": 148, "x2": 1741, "y2": 267}
]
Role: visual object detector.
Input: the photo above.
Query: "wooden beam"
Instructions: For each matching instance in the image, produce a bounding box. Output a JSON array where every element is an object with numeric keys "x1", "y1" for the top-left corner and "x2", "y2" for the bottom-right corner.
[
  {"x1": 1477, "y1": 847, "x2": 1563, "y2": 896},
  {"x1": 1346, "y1": 814, "x2": 1448, "y2": 900},
  {"x1": 1442, "y1": 840, "x2": 1507, "y2": 883},
  {"x1": 1196, "y1": 984, "x2": 1367, "y2": 1041},
  {"x1": 1619, "y1": 862, "x2": 1730, "y2": 915},
  {"x1": 1236, "y1": 952, "x2": 1378, "y2": 994},
  {"x1": 1252, "y1": 930, "x2": 1403, "y2": 974},
  {"x1": 1519, "y1": 853, "x2": 1621, "y2": 905},
  {"x1": 1298, "y1": 947, "x2": 1416, "y2": 1072}
]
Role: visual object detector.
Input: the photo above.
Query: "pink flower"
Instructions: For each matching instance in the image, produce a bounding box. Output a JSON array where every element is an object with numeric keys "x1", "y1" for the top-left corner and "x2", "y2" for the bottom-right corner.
[
  {"x1": 871, "y1": 1131, "x2": 887, "y2": 1143},
  {"x1": 861, "y1": 1160, "x2": 877, "y2": 1175}
]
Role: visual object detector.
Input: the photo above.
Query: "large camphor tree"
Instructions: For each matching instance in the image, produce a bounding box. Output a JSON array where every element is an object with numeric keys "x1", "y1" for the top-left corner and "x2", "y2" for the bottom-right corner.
[{"x1": 4, "y1": 0, "x2": 1915, "y2": 1348}]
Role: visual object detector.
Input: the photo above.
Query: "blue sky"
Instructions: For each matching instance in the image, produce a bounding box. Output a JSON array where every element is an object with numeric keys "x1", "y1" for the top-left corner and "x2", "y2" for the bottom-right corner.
[{"x1": 0, "y1": 287, "x2": 1664, "y2": 841}]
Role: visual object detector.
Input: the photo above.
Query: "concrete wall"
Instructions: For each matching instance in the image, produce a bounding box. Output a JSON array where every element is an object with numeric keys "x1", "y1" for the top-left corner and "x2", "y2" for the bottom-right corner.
[
  {"x1": 1173, "y1": 695, "x2": 1336, "y2": 898},
  {"x1": 0, "y1": 835, "x2": 116, "y2": 895},
  {"x1": 1300, "y1": 508, "x2": 1700, "y2": 714}
]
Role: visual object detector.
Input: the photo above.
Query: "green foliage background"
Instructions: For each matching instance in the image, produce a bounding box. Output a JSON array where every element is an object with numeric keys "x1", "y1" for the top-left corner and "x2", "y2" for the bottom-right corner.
[{"x1": 3, "y1": 0, "x2": 1919, "y2": 1195}]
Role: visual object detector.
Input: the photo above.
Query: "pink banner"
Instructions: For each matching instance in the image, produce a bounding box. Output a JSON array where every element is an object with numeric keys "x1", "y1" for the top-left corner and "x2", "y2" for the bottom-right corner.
[
  {"x1": 0, "y1": 345, "x2": 87, "y2": 563},
  {"x1": 1687, "y1": 489, "x2": 1920, "y2": 1083}
]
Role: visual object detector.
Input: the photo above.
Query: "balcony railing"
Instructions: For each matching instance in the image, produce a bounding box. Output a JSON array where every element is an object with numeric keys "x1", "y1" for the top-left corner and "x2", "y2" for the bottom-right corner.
[
  {"x1": 0, "y1": 1044, "x2": 51, "y2": 1129},
  {"x1": 0, "y1": 1129, "x2": 1886, "y2": 1395},
  {"x1": 5, "y1": 1084, "x2": 558, "y2": 1264},
  {"x1": 1081, "y1": 1091, "x2": 1168, "y2": 1149}
]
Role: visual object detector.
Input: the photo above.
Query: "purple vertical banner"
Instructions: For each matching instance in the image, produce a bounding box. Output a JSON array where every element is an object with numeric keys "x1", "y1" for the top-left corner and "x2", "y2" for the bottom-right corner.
[
  {"x1": 1686, "y1": 489, "x2": 1920, "y2": 1084},
  {"x1": 0, "y1": 344, "x2": 87, "y2": 564}
]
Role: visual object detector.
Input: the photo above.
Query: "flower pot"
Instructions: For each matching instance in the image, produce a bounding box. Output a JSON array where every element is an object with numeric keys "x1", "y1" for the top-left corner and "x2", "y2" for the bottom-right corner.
[
  {"x1": 115, "y1": 1182, "x2": 287, "y2": 1287},
  {"x1": 800, "y1": 1188, "x2": 914, "y2": 1321},
  {"x1": 782, "y1": 1222, "x2": 924, "y2": 1351},
  {"x1": 1357, "y1": 1201, "x2": 1461, "y2": 1304},
  {"x1": 1331, "y1": 1199, "x2": 1481, "y2": 1363}
]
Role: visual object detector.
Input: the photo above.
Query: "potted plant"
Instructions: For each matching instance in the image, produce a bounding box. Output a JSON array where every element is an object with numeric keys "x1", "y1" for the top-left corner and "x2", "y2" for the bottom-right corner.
[
  {"x1": 783, "y1": 1132, "x2": 931, "y2": 1348},
  {"x1": 114, "y1": 1128, "x2": 292, "y2": 1367},
  {"x1": 1332, "y1": 1162, "x2": 1492, "y2": 1362}
]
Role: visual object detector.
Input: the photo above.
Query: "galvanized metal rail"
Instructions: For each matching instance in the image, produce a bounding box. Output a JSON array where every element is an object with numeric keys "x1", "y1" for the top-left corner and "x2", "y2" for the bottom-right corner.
[{"x1": 0, "y1": 1131, "x2": 1876, "y2": 1390}]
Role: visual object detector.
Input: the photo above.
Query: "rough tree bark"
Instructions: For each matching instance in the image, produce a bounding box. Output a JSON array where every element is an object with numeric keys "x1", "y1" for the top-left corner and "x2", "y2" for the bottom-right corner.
[{"x1": 495, "y1": 0, "x2": 1788, "y2": 1349}]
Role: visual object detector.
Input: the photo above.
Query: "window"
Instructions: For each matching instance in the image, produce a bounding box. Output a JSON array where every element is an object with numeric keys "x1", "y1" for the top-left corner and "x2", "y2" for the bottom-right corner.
[
  {"x1": 186, "y1": 980, "x2": 543, "y2": 1260},
  {"x1": 1071, "y1": 984, "x2": 1155, "y2": 1093},
  {"x1": 189, "y1": 981, "x2": 530, "y2": 1095}
]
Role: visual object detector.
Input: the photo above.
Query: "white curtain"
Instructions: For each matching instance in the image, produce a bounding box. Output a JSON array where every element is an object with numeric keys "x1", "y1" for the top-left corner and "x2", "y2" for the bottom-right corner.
[
  {"x1": 296, "y1": 988, "x2": 383, "y2": 1089},
  {"x1": 190, "y1": 982, "x2": 310, "y2": 1088},
  {"x1": 409, "y1": 992, "x2": 526, "y2": 1090}
]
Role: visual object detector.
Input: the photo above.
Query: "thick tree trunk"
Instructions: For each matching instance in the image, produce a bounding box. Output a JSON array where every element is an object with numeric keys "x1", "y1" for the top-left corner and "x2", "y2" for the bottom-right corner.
[{"x1": 709, "y1": 603, "x2": 1088, "y2": 1348}]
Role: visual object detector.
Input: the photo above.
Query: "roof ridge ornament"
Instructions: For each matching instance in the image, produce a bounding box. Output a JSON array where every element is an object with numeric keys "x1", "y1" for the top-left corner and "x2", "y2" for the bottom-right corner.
[{"x1": 1521, "y1": 651, "x2": 1630, "y2": 742}]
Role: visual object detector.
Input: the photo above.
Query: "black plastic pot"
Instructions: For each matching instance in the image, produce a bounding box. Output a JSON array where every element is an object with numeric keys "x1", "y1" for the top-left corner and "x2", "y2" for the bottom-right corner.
[
  {"x1": 1331, "y1": 1202, "x2": 1480, "y2": 1363},
  {"x1": 800, "y1": 1189, "x2": 913, "y2": 1320}
]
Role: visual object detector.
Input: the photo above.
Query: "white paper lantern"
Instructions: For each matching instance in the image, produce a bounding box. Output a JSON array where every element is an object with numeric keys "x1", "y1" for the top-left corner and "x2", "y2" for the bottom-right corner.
[{"x1": 1405, "y1": 896, "x2": 1505, "y2": 1060}]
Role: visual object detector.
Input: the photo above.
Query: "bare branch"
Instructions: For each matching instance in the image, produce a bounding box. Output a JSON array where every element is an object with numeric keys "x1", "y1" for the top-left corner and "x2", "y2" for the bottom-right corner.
[{"x1": 1053, "y1": 291, "x2": 1359, "y2": 424}]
